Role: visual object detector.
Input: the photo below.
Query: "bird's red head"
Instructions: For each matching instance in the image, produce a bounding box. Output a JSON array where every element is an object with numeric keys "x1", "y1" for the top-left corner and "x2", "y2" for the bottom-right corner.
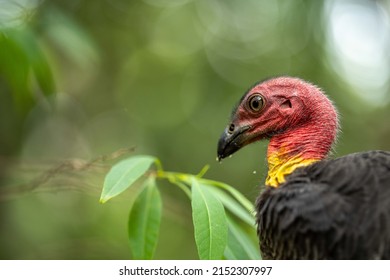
[{"x1": 217, "y1": 76, "x2": 339, "y2": 186}]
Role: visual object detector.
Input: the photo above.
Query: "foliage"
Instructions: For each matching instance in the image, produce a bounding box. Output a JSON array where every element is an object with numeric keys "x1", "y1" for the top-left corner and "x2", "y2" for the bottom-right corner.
[{"x1": 100, "y1": 155, "x2": 260, "y2": 260}]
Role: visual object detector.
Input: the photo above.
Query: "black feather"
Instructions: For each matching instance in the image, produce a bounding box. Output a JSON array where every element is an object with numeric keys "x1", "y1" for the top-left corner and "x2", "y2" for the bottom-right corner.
[{"x1": 256, "y1": 151, "x2": 390, "y2": 259}]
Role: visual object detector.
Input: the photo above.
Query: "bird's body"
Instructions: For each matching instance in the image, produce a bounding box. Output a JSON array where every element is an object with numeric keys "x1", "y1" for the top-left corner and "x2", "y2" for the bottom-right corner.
[
  {"x1": 217, "y1": 76, "x2": 390, "y2": 259},
  {"x1": 257, "y1": 150, "x2": 390, "y2": 259}
]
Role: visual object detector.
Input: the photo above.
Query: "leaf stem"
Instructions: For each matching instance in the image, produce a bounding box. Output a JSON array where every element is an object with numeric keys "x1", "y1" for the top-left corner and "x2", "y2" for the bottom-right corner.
[
  {"x1": 198, "y1": 178, "x2": 254, "y2": 214},
  {"x1": 155, "y1": 170, "x2": 192, "y2": 199},
  {"x1": 170, "y1": 181, "x2": 192, "y2": 199},
  {"x1": 154, "y1": 158, "x2": 164, "y2": 172},
  {"x1": 154, "y1": 167, "x2": 254, "y2": 214},
  {"x1": 197, "y1": 164, "x2": 210, "y2": 178}
]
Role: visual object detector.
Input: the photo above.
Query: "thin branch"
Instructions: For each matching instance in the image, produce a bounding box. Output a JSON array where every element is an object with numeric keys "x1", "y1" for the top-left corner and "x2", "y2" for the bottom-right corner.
[{"x1": 0, "y1": 147, "x2": 135, "y2": 201}]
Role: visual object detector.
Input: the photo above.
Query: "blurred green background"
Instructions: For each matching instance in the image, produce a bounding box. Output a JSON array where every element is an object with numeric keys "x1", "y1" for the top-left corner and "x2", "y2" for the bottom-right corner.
[{"x1": 1, "y1": 0, "x2": 390, "y2": 259}]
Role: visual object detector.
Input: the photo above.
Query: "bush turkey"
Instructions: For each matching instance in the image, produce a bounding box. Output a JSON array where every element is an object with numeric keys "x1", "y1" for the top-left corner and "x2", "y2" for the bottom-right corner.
[{"x1": 217, "y1": 76, "x2": 390, "y2": 259}]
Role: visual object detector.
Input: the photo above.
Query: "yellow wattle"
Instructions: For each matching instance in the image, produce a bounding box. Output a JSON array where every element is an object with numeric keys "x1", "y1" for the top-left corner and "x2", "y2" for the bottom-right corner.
[{"x1": 265, "y1": 153, "x2": 319, "y2": 187}]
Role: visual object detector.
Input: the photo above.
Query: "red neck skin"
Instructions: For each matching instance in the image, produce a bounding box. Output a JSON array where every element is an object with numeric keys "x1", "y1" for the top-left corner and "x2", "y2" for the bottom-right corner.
[
  {"x1": 267, "y1": 116, "x2": 337, "y2": 161},
  {"x1": 266, "y1": 88, "x2": 339, "y2": 186}
]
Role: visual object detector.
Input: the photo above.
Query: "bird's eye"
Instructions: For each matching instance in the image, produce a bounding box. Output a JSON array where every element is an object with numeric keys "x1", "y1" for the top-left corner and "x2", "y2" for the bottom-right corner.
[
  {"x1": 247, "y1": 94, "x2": 265, "y2": 112},
  {"x1": 228, "y1": 123, "x2": 235, "y2": 133}
]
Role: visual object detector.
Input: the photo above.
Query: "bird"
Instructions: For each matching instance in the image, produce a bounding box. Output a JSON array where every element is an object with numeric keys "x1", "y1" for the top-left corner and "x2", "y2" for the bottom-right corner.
[{"x1": 217, "y1": 76, "x2": 390, "y2": 259}]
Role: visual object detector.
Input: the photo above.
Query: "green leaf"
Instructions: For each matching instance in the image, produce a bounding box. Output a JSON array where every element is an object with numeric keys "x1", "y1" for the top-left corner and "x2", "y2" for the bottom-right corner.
[
  {"x1": 128, "y1": 178, "x2": 162, "y2": 260},
  {"x1": 208, "y1": 186, "x2": 255, "y2": 227},
  {"x1": 43, "y1": 7, "x2": 100, "y2": 69},
  {"x1": 12, "y1": 28, "x2": 56, "y2": 96},
  {"x1": 191, "y1": 178, "x2": 228, "y2": 260},
  {"x1": 224, "y1": 216, "x2": 261, "y2": 260},
  {"x1": 0, "y1": 29, "x2": 55, "y2": 113},
  {"x1": 100, "y1": 155, "x2": 156, "y2": 203}
]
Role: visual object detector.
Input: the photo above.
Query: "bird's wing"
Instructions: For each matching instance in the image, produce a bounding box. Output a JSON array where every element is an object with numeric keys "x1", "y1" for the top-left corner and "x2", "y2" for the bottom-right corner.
[{"x1": 257, "y1": 181, "x2": 349, "y2": 259}]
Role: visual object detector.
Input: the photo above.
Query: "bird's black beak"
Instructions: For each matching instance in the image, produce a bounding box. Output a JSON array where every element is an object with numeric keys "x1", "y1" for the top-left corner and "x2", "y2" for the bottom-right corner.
[{"x1": 217, "y1": 123, "x2": 252, "y2": 161}]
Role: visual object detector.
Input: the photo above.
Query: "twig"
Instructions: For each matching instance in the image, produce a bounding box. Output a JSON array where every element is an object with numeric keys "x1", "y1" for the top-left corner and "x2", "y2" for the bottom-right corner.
[{"x1": 0, "y1": 147, "x2": 135, "y2": 201}]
